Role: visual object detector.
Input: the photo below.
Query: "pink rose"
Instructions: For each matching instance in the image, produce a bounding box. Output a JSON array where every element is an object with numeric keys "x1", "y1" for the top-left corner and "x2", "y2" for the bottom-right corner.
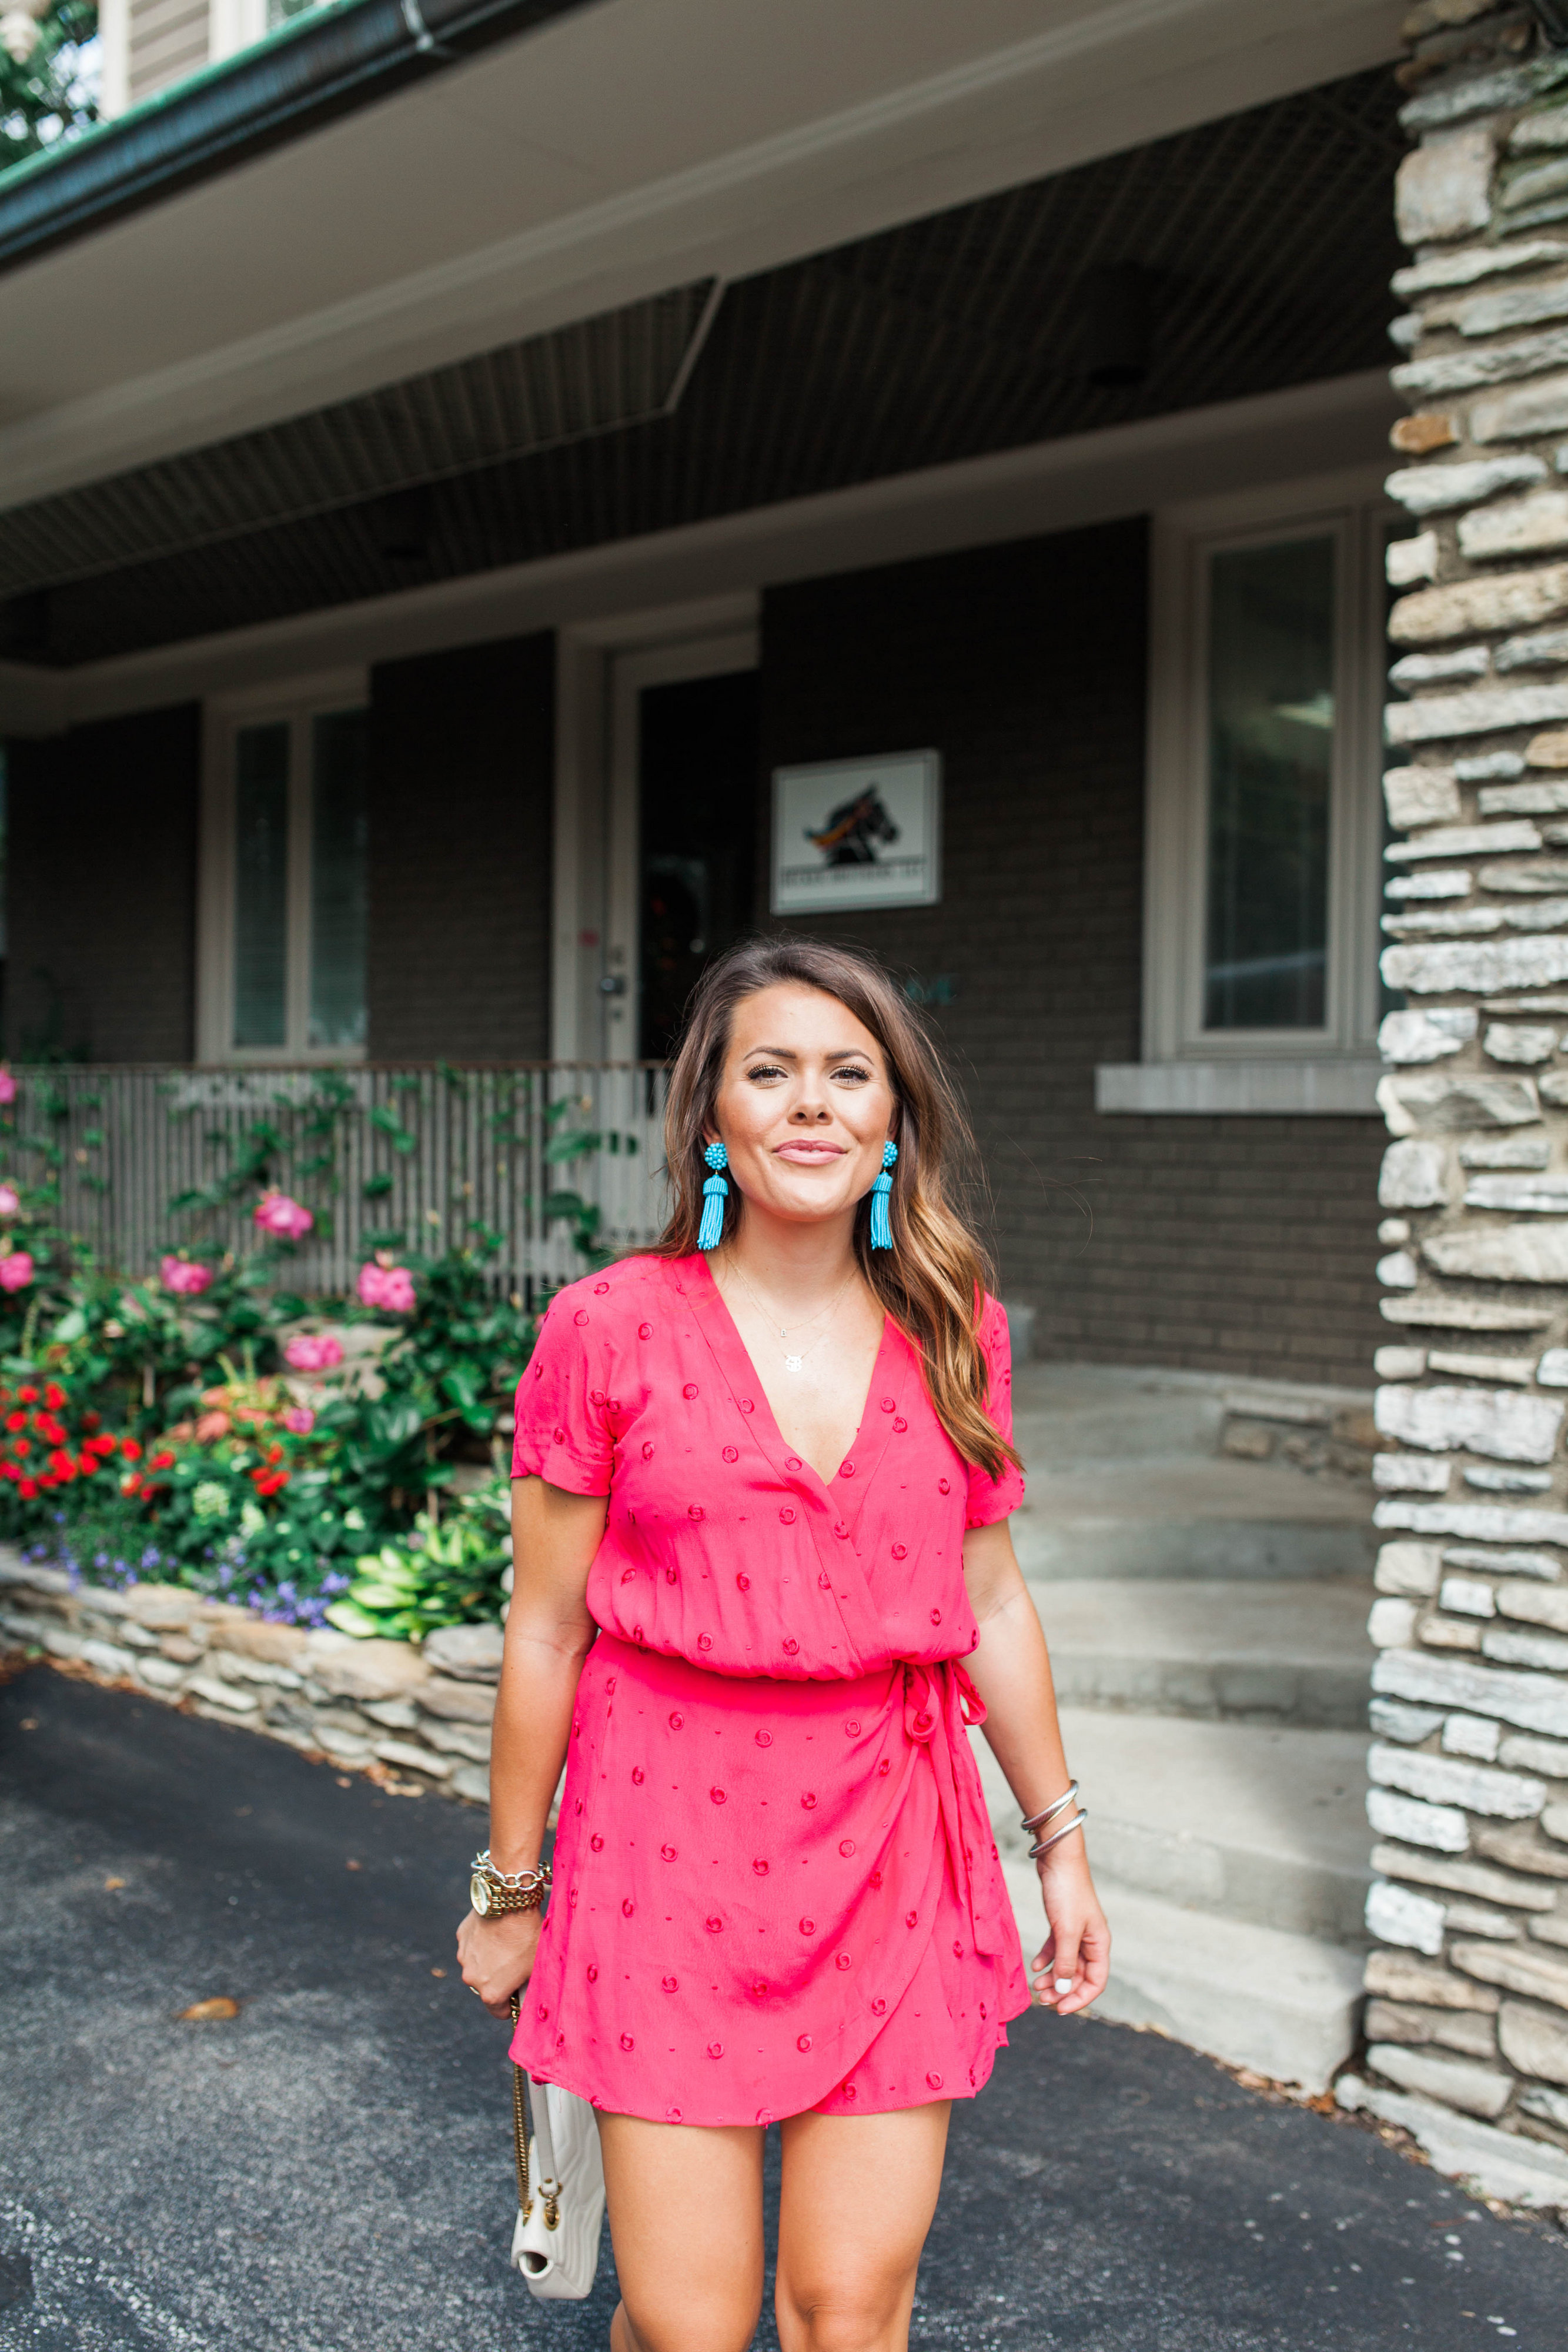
[
  {"x1": 281, "y1": 1406, "x2": 315, "y2": 1435},
  {"x1": 358, "y1": 1261, "x2": 416, "y2": 1314},
  {"x1": 0, "y1": 1250, "x2": 33, "y2": 1292},
  {"x1": 161, "y1": 1256, "x2": 213, "y2": 1297},
  {"x1": 253, "y1": 1191, "x2": 314, "y2": 1241},
  {"x1": 0, "y1": 1070, "x2": 15, "y2": 1107},
  {"x1": 0, "y1": 1184, "x2": 18, "y2": 1218},
  {"x1": 283, "y1": 1332, "x2": 343, "y2": 1372}
]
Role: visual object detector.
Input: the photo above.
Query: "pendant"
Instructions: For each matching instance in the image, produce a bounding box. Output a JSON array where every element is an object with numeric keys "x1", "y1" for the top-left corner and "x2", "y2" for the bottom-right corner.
[{"x1": 784, "y1": 1355, "x2": 803, "y2": 1372}]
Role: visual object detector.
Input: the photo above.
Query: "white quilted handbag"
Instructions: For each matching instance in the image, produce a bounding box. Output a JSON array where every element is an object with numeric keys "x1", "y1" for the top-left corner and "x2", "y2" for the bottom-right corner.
[{"x1": 507, "y1": 2002, "x2": 606, "y2": 2300}]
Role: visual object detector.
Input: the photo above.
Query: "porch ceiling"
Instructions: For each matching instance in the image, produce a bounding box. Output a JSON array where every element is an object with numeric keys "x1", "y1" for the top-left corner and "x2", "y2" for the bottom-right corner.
[{"x1": 0, "y1": 64, "x2": 1402, "y2": 669}]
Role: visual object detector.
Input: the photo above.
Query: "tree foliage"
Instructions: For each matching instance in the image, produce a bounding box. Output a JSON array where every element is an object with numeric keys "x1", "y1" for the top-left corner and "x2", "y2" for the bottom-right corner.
[{"x1": 1, "y1": 0, "x2": 98, "y2": 175}]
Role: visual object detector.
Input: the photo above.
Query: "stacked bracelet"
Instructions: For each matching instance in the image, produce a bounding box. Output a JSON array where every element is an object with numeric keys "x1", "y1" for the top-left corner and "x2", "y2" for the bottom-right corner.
[
  {"x1": 1029, "y1": 1809, "x2": 1088, "y2": 1858},
  {"x1": 1020, "y1": 1779, "x2": 1088, "y2": 1859}
]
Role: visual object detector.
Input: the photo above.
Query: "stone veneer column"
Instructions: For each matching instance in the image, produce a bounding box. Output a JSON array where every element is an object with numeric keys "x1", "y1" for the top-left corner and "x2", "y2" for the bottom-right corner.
[{"x1": 1350, "y1": 0, "x2": 1568, "y2": 2208}]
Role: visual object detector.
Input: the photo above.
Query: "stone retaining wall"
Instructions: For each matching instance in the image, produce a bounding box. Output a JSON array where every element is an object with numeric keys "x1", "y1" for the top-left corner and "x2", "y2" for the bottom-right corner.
[
  {"x1": 0, "y1": 1553, "x2": 499, "y2": 1805},
  {"x1": 1350, "y1": 0, "x2": 1568, "y2": 2213}
]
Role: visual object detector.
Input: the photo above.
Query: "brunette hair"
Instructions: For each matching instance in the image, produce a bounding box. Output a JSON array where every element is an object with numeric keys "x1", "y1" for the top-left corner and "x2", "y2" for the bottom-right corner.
[{"x1": 656, "y1": 937, "x2": 1021, "y2": 1479}]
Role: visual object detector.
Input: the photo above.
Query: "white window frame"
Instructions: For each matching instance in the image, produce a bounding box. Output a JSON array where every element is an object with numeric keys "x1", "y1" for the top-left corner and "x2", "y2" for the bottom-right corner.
[
  {"x1": 197, "y1": 667, "x2": 370, "y2": 1064},
  {"x1": 1102, "y1": 465, "x2": 1389, "y2": 1115}
]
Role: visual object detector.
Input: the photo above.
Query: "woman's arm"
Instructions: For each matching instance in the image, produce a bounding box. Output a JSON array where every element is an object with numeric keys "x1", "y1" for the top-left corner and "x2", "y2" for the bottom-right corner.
[
  {"x1": 961, "y1": 1518, "x2": 1110, "y2": 2017},
  {"x1": 456, "y1": 1474, "x2": 608, "y2": 2017}
]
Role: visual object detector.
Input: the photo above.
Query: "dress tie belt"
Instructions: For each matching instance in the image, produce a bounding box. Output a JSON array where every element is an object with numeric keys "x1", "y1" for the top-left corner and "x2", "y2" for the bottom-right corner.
[{"x1": 900, "y1": 1659, "x2": 1002, "y2": 1958}]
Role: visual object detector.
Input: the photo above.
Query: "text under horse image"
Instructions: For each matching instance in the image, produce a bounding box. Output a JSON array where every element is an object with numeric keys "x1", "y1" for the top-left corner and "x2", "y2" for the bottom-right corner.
[{"x1": 805, "y1": 785, "x2": 901, "y2": 866}]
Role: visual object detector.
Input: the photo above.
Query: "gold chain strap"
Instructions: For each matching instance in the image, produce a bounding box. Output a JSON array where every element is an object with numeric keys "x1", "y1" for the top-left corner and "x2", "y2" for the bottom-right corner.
[
  {"x1": 508, "y1": 1994, "x2": 531, "y2": 2220},
  {"x1": 507, "y1": 1995, "x2": 560, "y2": 2230}
]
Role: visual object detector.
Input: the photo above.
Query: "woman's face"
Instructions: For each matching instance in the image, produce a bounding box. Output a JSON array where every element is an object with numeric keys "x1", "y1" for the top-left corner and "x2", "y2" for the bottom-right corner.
[{"x1": 708, "y1": 983, "x2": 897, "y2": 1232}]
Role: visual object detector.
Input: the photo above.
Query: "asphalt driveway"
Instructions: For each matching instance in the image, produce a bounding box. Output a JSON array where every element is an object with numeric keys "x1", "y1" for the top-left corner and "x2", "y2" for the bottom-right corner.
[{"x1": 1, "y1": 1667, "x2": 1564, "y2": 2351}]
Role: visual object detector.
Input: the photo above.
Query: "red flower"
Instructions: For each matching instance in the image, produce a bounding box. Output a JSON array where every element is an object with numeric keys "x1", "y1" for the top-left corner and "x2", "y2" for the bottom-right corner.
[
  {"x1": 76, "y1": 1452, "x2": 100, "y2": 1476},
  {"x1": 48, "y1": 1451, "x2": 76, "y2": 1482},
  {"x1": 149, "y1": 1449, "x2": 175, "y2": 1470},
  {"x1": 18, "y1": 1477, "x2": 36, "y2": 1498},
  {"x1": 36, "y1": 1415, "x2": 65, "y2": 1446},
  {"x1": 121, "y1": 1437, "x2": 142, "y2": 1461},
  {"x1": 4, "y1": 1412, "x2": 22, "y2": 1432},
  {"x1": 85, "y1": 1433, "x2": 117, "y2": 1458},
  {"x1": 17, "y1": 1385, "x2": 37, "y2": 1404},
  {"x1": 251, "y1": 1468, "x2": 289, "y2": 1497},
  {"x1": 44, "y1": 1382, "x2": 65, "y2": 1409},
  {"x1": 82, "y1": 1410, "x2": 101, "y2": 1430},
  {"x1": 122, "y1": 1473, "x2": 143, "y2": 1496}
]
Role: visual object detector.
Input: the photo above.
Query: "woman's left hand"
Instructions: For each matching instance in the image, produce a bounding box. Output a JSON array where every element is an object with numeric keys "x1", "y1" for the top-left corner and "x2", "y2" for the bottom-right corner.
[{"x1": 1029, "y1": 1849, "x2": 1110, "y2": 2017}]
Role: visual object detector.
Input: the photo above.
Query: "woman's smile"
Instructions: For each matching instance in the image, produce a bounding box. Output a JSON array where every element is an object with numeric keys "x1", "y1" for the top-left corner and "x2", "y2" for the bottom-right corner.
[{"x1": 774, "y1": 1140, "x2": 846, "y2": 1162}]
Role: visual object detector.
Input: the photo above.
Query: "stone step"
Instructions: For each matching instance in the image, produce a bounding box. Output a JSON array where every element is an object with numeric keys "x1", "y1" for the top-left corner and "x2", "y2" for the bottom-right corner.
[
  {"x1": 1028, "y1": 1578, "x2": 1374, "y2": 1729},
  {"x1": 998, "y1": 1864, "x2": 1365, "y2": 2094},
  {"x1": 973, "y1": 1712, "x2": 1373, "y2": 1943}
]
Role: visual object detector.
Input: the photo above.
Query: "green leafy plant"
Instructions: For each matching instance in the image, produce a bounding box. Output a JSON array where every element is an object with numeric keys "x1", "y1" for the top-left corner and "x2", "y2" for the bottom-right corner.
[
  {"x1": 1, "y1": 0, "x2": 98, "y2": 176},
  {"x1": 326, "y1": 1479, "x2": 511, "y2": 1639}
]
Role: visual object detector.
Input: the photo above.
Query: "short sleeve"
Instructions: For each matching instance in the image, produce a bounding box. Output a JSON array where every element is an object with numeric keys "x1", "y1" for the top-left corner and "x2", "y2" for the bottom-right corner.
[
  {"x1": 512, "y1": 1295, "x2": 614, "y2": 1495},
  {"x1": 965, "y1": 1298, "x2": 1027, "y2": 1529}
]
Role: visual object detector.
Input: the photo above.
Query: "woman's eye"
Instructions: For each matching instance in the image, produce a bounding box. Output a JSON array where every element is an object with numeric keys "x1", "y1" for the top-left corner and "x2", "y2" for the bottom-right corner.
[
  {"x1": 745, "y1": 1063, "x2": 787, "y2": 1083},
  {"x1": 833, "y1": 1065, "x2": 872, "y2": 1084}
]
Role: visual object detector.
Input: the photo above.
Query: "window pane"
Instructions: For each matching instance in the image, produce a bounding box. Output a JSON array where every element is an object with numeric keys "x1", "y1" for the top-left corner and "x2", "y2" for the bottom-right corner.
[
  {"x1": 1203, "y1": 535, "x2": 1334, "y2": 1031},
  {"x1": 309, "y1": 710, "x2": 369, "y2": 1048},
  {"x1": 233, "y1": 722, "x2": 289, "y2": 1048}
]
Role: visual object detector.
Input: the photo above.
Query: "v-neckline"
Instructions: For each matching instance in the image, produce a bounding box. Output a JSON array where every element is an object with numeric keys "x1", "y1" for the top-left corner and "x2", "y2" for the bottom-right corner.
[{"x1": 684, "y1": 1250, "x2": 897, "y2": 1502}]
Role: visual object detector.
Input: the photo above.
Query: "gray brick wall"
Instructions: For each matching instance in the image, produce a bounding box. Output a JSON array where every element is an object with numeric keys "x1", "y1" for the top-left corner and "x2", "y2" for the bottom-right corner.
[
  {"x1": 758, "y1": 524, "x2": 1383, "y2": 1388},
  {"x1": 366, "y1": 633, "x2": 554, "y2": 1061},
  {"x1": 5, "y1": 702, "x2": 199, "y2": 1063}
]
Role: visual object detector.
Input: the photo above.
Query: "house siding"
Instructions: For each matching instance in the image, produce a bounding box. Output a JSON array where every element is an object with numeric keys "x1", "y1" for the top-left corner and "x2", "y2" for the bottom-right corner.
[
  {"x1": 126, "y1": 0, "x2": 211, "y2": 108},
  {"x1": 366, "y1": 632, "x2": 554, "y2": 1063},
  {"x1": 5, "y1": 702, "x2": 200, "y2": 1063},
  {"x1": 757, "y1": 524, "x2": 1383, "y2": 1387}
]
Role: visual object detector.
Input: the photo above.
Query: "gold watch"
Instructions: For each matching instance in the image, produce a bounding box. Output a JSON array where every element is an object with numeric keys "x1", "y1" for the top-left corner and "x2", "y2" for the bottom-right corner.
[{"x1": 469, "y1": 1850, "x2": 551, "y2": 1917}]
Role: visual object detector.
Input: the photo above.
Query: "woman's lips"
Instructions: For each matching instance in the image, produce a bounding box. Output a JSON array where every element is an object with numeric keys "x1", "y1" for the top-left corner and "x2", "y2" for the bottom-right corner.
[{"x1": 774, "y1": 1142, "x2": 845, "y2": 1161}]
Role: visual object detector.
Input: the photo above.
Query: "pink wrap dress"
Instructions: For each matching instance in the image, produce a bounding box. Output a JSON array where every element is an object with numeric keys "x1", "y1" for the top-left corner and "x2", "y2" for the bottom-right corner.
[{"x1": 508, "y1": 1251, "x2": 1029, "y2": 2126}]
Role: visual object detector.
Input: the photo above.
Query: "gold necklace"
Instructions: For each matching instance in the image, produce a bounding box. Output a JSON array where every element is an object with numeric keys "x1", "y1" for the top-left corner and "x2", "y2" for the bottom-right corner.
[{"x1": 723, "y1": 1257, "x2": 858, "y2": 1372}]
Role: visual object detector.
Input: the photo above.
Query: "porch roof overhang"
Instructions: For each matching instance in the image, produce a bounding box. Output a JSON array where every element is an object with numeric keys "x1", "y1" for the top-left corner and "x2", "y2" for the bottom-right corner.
[
  {"x1": 0, "y1": 47, "x2": 1407, "y2": 682},
  {"x1": 0, "y1": 0, "x2": 1403, "y2": 516}
]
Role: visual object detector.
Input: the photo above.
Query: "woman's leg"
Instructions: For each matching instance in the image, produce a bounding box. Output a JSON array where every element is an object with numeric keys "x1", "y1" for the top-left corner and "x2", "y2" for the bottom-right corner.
[
  {"x1": 774, "y1": 2102, "x2": 951, "y2": 2352},
  {"x1": 597, "y1": 2112, "x2": 765, "y2": 2352}
]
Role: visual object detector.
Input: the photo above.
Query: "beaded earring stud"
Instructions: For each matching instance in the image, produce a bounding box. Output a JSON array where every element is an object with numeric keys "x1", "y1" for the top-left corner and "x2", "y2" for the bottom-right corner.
[{"x1": 698, "y1": 1141, "x2": 729, "y2": 1250}]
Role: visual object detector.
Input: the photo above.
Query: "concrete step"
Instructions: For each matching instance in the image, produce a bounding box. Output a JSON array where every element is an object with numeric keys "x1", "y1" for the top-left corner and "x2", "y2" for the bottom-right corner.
[
  {"x1": 972, "y1": 1712, "x2": 1371, "y2": 1943},
  {"x1": 1009, "y1": 1362, "x2": 1375, "y2": 1583},
  {"x1": 1011, "y1": 1506, "x2": 1375, "y2": 1582},
  {"x1": 999, "y1": 1864, "x2": 1365, "y2": 2094},
  {"x1": 1029, "y1": 1579, "x2": 1374, "y2": 1729}
]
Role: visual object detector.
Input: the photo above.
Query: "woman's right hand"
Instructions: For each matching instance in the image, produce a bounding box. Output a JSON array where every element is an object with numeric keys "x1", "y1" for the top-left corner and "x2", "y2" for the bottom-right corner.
[{"x1": 457, "y1": 1907, "x2": 543, "y2": 2018}]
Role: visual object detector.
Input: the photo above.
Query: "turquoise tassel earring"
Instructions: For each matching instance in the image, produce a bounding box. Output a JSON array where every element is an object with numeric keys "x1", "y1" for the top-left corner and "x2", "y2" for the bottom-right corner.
[
  {"x1": 870, "y1": 1140, "x2": 898, "y2": 1250},
  {"x1": 698, "y1": 1141, "x2": 729, "y2": 1250}
]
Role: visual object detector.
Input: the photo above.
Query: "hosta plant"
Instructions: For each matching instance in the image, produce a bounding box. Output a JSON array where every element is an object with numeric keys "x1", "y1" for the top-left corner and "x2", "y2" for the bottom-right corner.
[{"x1": 326, "y1": 1478, "x2": 512, "y2": 1641}]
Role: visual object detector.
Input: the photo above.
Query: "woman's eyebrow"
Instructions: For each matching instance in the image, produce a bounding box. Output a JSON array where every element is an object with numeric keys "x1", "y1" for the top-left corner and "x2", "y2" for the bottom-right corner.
[{"x1": 742, "y1": 1045, "x2": 875, "y2": 1061}]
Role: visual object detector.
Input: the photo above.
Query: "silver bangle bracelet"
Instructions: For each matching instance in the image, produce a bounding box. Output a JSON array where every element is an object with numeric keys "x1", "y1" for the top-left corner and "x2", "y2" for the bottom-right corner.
[
  {"x1": 1028, "y1": 1808, "x2": 1088, "y2": 1860},
  {"x1": 1020, "y1": 1779, "x2": 1079, "y2": 1836}
]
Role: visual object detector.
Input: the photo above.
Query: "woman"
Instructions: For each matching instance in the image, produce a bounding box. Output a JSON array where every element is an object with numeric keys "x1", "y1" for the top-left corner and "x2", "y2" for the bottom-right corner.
[{"x1": 458, "y1": 937, "x2": 1109, "y2": 2352}]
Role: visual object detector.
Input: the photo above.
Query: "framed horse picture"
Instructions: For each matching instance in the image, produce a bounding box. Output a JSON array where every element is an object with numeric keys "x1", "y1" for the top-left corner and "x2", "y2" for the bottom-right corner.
[{"x1": 770, "y1": 751, "x2": 942, "y2": 914}]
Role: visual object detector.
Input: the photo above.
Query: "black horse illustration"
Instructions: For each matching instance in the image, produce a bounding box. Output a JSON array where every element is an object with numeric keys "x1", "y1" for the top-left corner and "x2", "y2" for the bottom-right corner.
[{"x1": 805, "y1": 786, "x2": 901, "y2": 866}]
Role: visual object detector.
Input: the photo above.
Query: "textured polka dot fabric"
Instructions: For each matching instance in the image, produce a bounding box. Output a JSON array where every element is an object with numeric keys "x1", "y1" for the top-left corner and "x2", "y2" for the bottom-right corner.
[{"x1": 509, "y1": 1251, "x2": 1029, "y2": 2124}]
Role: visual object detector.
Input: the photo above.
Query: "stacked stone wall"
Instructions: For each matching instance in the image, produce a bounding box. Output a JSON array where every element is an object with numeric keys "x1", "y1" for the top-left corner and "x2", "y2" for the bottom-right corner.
[
  {"x1": 0, "y1": 1555, "x2": 500, "y2": 1807},
  {"x1": 1348, "y1": 0, "x2": 1568, "y2": 2211}
]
